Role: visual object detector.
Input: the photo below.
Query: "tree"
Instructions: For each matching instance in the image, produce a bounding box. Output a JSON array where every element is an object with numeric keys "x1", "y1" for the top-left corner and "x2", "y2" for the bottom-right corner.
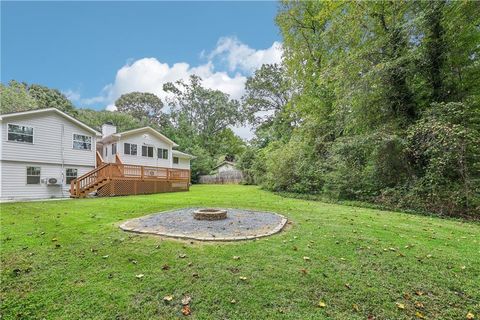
[
  {"x1": 163, "y1": 75, "x2": 243, "y2": 154},
  {"x1": 27, "y1": 84, "x2": 77, "y2": 115},
  {"x1": 0, "y1": 81, "x2": 37, "y2": 113},
  {"x1": 115, "y1": 92, "x2": 166, "y2": 125},
  {"x1": 75, "y1": 108, "x2": 147, "y2": 133}
]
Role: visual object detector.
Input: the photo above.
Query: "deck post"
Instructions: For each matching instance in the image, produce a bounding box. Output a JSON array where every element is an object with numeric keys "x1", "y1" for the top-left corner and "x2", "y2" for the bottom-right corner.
[{"x1": 141, "y1": 166, "x2": 144, "y2": 180}]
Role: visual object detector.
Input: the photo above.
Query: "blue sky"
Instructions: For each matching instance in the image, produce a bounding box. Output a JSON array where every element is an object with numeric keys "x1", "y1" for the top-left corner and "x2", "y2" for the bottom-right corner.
[{"x1": 1, "y1": 1, "x2": 282, "y2": 121}]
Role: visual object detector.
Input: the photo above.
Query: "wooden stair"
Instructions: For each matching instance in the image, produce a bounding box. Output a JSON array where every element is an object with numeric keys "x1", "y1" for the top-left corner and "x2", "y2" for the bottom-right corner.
[{"x1": 70, "y1": 154, "x2": 191, "y2": 198}]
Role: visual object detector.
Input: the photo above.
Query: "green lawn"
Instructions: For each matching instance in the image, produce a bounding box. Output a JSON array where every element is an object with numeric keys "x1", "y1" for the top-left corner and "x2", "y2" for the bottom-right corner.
[{"x1": 1, "y1": 185, "x2": 479, "y2": 319}]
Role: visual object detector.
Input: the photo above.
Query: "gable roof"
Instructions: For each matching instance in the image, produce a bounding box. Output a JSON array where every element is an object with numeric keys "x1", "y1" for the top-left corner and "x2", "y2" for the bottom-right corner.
[
  {"x1": 172, "y1": 150, "x2": 196, "y2": 159},
  {"x1": 101, "y1": 126, "x2": 178, "y2": 147},
  {"x1": 213, "y1": 161, "x2": 236, "y2": 170},
  {"x1": 0, "y1": 108, "x2": 101, "y2": 136}
]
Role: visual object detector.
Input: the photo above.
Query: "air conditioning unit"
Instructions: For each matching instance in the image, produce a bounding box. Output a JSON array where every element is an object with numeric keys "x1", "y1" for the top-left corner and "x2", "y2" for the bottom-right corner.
[{"x1": 45, "y1": 177, "x2": 61, "y2": 186}]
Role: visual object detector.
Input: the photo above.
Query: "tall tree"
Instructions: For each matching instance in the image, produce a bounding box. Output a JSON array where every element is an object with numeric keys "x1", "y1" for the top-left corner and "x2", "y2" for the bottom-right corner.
[
  {"x1": 114, "y1": 92, "x2": 167, "y2": 126},
  {"x1": 163, "y1": 75, "x2": 243, "y2": 154},
  {"x1": 0, "y1": 81, "x2": 37, "y2": 113}
]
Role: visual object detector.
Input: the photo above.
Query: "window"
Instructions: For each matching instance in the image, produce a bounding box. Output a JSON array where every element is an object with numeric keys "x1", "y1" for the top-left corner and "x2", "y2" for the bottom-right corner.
[
  {"x1": 8, "y1": 124, "x2": 33, "y2": 143},
  {"x1": 158, "y1": 148, "x2": 168, "y2": 159},
  {"x1": 124, "y1": 143, "x2": 137, "y2": 155},
  {"x1": 173, "y1": 157, "x2": 179, "y2": 164},
  {"x1": 112, "y1": 143, "x2": 117, "y2": 155},
  {"x1": 142, "y1": 145, "x2": 154, "y2": 157},
  {"x1": 104, "y1": 147, "x2": 108, "y2": 157},
  {"x1": 26, "y1": 166, "x2": 40, "y2": 184},
  {"x1": 65, "y1": 168, "x2": 77, "y2": 184},
  {"x1": 73, "y1": 134, "x2": 92, "y2": 150}
]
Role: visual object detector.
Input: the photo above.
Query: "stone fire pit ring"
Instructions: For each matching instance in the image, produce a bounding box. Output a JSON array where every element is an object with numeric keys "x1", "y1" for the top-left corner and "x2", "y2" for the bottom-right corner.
[
  {"x1": 119, "y1": 207, "x2": 288, "y2": 241},
  {"x1": 194, "y1": 208, "x2": 227, "y2": 220}
]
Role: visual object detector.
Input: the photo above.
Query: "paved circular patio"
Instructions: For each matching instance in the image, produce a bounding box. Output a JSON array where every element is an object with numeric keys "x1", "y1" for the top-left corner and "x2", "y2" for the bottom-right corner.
[{"x1": 119, "y1": 207, "x2": 288, "y2": 241}]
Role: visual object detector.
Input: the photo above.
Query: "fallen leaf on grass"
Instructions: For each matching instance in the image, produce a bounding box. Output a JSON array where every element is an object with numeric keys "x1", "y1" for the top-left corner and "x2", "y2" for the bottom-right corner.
[
  {"x1": 415, "y1": 290, "x2": 424, "y2": 296},
  {"x1": 318, "y1": 301, "x2": 326, "y2": 308},
  {"x1": 162, "y1": 264, "x2": 170, "y2": 270},
  {"x1": 300, "y1": 269, "x2": 308, "y2": 275},
  {"x1": 233, "y1": 256, "x2": 240, "y2": 260},
  {"x1": 230, "y1": 299, "x2": 236, "y2": 304},
  {"x1": 303, "y1": 256, "x2": 310, "y2": 261},
  {"x1": 239, "y1": 276, "x2": 247, "y2": 281},
  {"x1": 182, "y1": 305, "x2": 191, "y2": 316},
  {"x1": 181, "y1": 295, "x2": 191, "y2": 305},
  {"x1": 396, "y1": 302, "x2": 405, "y2": 309},
  {"x1": 344, "y1": 283, "x2": 352, "y2": 290},
  {"x1": 102, "y1": 255, "x2": 109, "y2": 259},
  {"x1": 352, "y1": 304, "x2": 360, "y2": 312},
  {"x1": 416, "y1": 311, "x2": 426, "y2": 319},
  {"x1": 414, "y1": 301, "x2": 424, "y2": 309},
  {"x1": 163, "y1": 295, "x2": 174, "y2": 302},
  {"x1": 466, "y1": 312, "x2": 475, "y2": 320},
  {"x1": 51, "y1": 238, "x2": 58, "y2": 242},
  {"x1": 135, "y1": 274, "x2": 144, "y2": 279},
  {"x1": 179, "y1": 254, "x2": 187, "y2": 259}
]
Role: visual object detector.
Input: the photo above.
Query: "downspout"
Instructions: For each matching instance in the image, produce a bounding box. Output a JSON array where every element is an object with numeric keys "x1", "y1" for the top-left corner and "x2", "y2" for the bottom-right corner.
[{"x1": 60, "y1": 124, "x2": 65, "y2": 198}]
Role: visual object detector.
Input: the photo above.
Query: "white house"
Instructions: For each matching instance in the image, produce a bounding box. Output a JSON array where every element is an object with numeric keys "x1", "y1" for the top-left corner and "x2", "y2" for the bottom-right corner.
[
  {"x1": 0, "y1": 108, "x2": 100, "y2": 200},
  {"x1": 97, "y1": 123, "x2": 195, "y2": 169},
  {"x1": 0, "y1": 108, "x2": 194, "y2": 200}
]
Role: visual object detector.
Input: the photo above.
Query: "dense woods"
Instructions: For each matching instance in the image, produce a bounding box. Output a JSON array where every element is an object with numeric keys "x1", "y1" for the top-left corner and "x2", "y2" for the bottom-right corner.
[
  {"x1": 1, "y1": 1, "x2": 478, "y2": 218},
  {"x1": 239, "y1": 1, "x2": 479, "y2": 218}
]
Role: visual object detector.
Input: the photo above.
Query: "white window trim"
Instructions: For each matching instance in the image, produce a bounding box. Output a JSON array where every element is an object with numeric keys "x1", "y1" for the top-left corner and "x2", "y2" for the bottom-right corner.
[
  {"x1": 124, "y1": 143, "x2": 138, "y2": 156},
  {"x1": 65, "y1": 168, "x2": 78, "y2": 185},
  {"x1": 26, "y1": 166, "x2": 41, "y2": 185},
  {"x1": 142, "y1": 145, "x2": 154, "y2": 158},
  {"x1": 7, "y1": 123, "x2": 35, "y2": 144},
  {"x1": 72, "y1": 133, "x2": 92, "y2": 151}
]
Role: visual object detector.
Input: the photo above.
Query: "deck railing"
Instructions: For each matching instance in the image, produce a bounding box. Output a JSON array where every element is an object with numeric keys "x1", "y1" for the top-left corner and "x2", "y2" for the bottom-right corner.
[{"x1": 70, "y1": 163, "x2": 190, "y2": 197}]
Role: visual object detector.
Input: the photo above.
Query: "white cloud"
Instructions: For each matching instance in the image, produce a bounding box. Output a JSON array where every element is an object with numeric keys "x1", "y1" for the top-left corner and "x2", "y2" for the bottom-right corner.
[
  {"x1": 207, "y1": 36, "x2": 283, "y2": 73},
  {"x1": 80, "y1": 37, "x2": 283, "y2": 139},
  {"x1": 63, "y1": 89, "x2": 81, "y2": 102}
]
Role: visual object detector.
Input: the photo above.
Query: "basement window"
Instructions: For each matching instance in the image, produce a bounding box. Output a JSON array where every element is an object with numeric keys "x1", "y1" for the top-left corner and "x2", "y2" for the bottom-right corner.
[
  {"x1": 65, "y1": 168, "x2": 78, "y2": 184},
  {"x1": 26, "y1": 166, "x2": 41, "y2": 184}
]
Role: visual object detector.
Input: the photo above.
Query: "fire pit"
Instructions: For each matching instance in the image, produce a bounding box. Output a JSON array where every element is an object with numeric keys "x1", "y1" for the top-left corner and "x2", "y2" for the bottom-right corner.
[
  {"x1": 194, "y1": 208, "x2": 227, "y2": 221},
  {"x1": 120, "y1": 207, "x2": 288, "y2": 241}
]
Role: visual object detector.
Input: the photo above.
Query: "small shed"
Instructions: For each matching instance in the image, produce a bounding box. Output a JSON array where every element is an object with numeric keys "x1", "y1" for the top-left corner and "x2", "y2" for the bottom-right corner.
[{"x1": 198, "y1": 161, "x2": 243, "y2": 184}]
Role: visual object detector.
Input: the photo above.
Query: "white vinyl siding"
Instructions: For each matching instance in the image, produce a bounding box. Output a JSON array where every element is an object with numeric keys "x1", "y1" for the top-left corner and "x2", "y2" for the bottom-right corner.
[
  {"x1": 0, "y1": 161, "x2": 93, "y2": 200},
  {"x1": 1, "y1": 112, "x2": 96, "y2": 167}
]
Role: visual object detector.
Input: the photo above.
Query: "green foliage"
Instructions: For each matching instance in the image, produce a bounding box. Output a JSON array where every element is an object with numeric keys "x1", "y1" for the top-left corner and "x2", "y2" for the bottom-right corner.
[
  {"x1": 27, "y1": 83, "x2": 77, "y2": 115},
  {"x1": 246, "y1": 0, "x2": 480, "y2": 218},
  {"x1": 75, "y1": 108, "x2": 148, "y2": 133},
  {"x1": 114, "y1": 92, "x2": 167, "y2": 126},
  {"x1": 0, "y1": 81, "x2": 37, "y2": 113}
]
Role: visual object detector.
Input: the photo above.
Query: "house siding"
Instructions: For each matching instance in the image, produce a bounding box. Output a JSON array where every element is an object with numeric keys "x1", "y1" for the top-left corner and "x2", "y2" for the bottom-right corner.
[
  {"x1": 106, "y1": 133, "x2": 173, "y2": 168},
  {"x1": 0, "y1": 160, "x2": 92, "y2": 200},
  {"x1": 1, "y1": 112, "x2": 96, "y2": 166},
  {"x1": 172, "y1": 157, "x2": 190, "y2": 170},
  {"x1": 0, "y1": 110, "x2": 97, "y2": 200}
]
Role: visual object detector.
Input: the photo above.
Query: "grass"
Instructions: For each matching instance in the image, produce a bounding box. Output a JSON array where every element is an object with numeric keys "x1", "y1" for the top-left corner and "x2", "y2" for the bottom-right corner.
[{"x1": 1, "y1": 185, "x2": 479, "y2": 319}]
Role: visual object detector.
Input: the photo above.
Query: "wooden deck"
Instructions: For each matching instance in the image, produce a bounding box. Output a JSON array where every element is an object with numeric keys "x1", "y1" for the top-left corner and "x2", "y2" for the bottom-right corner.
[{"x1": 70, "y1": 160, "x2": 191, "y2": 198}]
